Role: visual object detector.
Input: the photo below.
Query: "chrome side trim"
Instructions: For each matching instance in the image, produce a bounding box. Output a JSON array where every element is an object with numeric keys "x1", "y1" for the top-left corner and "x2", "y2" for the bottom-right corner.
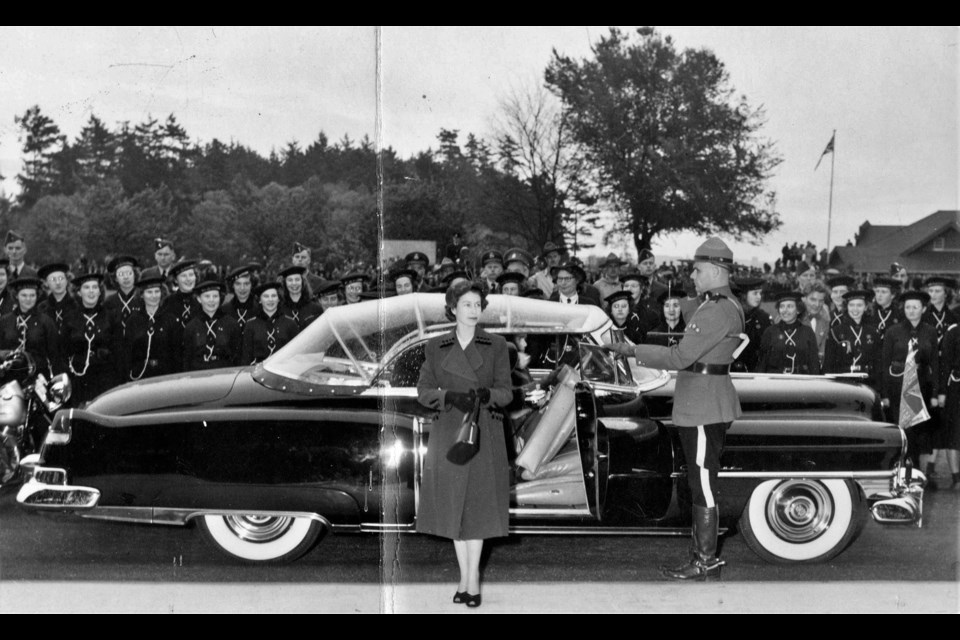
[
  {"x1": 358, "y1": 523, "x2": 416, "y2": 533},
  {"x1": 510, "y1": 507, "x2": 593, "y2": 517},
  {"x1": 717, "y1": 470, "x2": 895, "y2": 480},
  {"x1": 79, "y1": 506, "x2": 335, "y2": 530},
  {"x1": 508, "y1": 526, "x2": 727, "y2": 536}
]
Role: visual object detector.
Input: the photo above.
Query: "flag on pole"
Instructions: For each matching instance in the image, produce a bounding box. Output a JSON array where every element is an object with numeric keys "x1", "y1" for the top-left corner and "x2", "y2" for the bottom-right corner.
[
  {"x1": 815, "y1": 132, "x2": 835, "y2": 171},
  {"x1": 899, "y1": 339, "x2": 931, "y2": 428}
]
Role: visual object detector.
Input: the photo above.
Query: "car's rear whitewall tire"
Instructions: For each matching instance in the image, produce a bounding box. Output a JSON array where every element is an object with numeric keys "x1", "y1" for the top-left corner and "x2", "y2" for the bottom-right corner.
[
  {"x1": 739, "y1": 479, "x2": 865, "y2": 564},
  {"x1": 198, "y1": 514, "x2": 322, "y2": 563}
]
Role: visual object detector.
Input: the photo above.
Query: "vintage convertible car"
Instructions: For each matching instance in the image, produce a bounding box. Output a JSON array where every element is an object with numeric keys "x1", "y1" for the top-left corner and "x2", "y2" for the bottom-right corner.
[{"x1": 17, "y1": 294, "x2": 923, "y2": 564}]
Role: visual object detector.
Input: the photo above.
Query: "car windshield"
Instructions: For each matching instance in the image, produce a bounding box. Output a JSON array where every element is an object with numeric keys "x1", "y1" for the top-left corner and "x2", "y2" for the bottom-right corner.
[{"x1": 262, "y1": 293, "x2": 612, "y2": 387}]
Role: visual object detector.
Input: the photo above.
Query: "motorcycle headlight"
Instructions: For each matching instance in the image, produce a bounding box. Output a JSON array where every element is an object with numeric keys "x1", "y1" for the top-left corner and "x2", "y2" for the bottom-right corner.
[{"x1": 48, "y1": 374, "x2": 71, "y2": 408}]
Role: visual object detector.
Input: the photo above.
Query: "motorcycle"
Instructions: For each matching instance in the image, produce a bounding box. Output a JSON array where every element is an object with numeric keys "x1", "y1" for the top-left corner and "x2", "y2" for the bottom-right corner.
[{"x1": 0, "y1": 347, "x2": 71, "y2": 485}]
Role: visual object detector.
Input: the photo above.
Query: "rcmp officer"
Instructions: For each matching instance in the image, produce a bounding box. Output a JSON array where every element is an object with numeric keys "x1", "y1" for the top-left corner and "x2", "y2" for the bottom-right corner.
[
  {"x1": 871, "y1": 277, "x2": 904, "y2": 342},
  {"x1": 605, "y1": 237, "x2": 744, "y2": 580},
  {"x1": 279, "y1": 265, "x2": 323, "y2": 328},
  {"x1": 605, "y1": 290, "x2": 646, "y2": 344},
  {"x1": 122, "y1": 276, "x2": 177, "y2": 380},
  {"x1": 339, "y1": 271, "x2": 369, "y2": 306},
  {"x1": 825, "y1": 290, "x2": 882, "y2": 388},
  {"x1": 0, "y1": 260, "x2": 15, "y2": 317},
  {"x1": 104, "y1": 255, "x2": 143, "y2": 335},
  {"x1": 922, "y1": 277, "x2": 958, "y2": 345},
  {"x1": 65, "y1": 273, "x2": 123, "y2": 405},
  {"x1": 221, "y1": 265, "x2": 259, "y2": 333},
  {"x1": 241, "y1": 282, "x2": 300, "y2": 365},
  {"x1": 479, "y1": 251, "x2": 504, "y2": 293},
  {"x1": 732, "y1": 277, "x2": 771, "y2": 373},
  {"x1": 758, "y1": 291, "x2": 821, "y2": 375},
  {"x1": 0, "y1": 277, "x2": 59, "y2": 377},
  {"x1": 182, "y1": 280, "x2": 242, "y2": 371}
]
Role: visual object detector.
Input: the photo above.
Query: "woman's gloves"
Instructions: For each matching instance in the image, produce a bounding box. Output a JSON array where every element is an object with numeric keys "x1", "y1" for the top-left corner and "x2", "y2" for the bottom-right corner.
[
  {"x1": 445, "y1": 390, "x2": 476, "y2": 412},
  {"x1": 445, "y1": 388, "x2": 491, "y2": 411}
]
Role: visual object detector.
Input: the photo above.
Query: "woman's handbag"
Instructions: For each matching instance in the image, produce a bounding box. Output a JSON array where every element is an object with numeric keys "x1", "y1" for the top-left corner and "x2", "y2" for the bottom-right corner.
[{"x1": 447, "y1": 396, "x2": 481, "y2": 465}]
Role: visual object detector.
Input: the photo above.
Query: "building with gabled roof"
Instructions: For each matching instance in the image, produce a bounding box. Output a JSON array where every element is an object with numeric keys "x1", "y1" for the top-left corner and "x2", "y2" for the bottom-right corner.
[{"x1": 828, "y1": 210, "x2": 960, "y2": 276}]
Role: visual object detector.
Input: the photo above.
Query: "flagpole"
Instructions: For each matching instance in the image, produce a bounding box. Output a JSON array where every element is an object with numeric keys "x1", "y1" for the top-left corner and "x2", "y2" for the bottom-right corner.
[{"x1": 826, "y1": 129, "x2": 836, "y2": 252}]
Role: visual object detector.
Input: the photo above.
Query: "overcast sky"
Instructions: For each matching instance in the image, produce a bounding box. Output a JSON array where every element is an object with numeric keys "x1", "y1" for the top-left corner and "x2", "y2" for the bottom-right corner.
[{"x1": 1, "y1": 26, "x2": 956, "y2": 265}]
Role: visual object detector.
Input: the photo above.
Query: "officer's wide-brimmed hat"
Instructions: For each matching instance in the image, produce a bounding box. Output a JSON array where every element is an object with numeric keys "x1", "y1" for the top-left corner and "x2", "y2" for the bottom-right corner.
[
  {"x1": 599, "y1": 253, "x2": 625, "y2": 269},
  {"x1": 555, "y1": 262, "x2": 586, "y2": 283},
  {"x1": 340, "y1": 271, "x2": 369, "y2": 286},
  {"x1": 277, "y1": 265, "x2": 307, "y2": 279},
  {"x1": 107, "y1": 255, "x2": 139, "y2": 273},
  {"x1": 194, "y1": 280, "x2": 224, "y2": 296},
  {"x1": 900, "y1": 290, "x2": 930, "y2": 305},
  {"x1": 605, "y1": 290, "x2": 633, "y2": 307},
  {"x1": 168, "y1": 260, "x2": 197, "y2": 279},
  {"x1": 826, "y1": 275, "x2": 855, "y2": 290},
  {"x1": 137, "y1": 275, "x2": 166, "y2": 291},
  {"x1": 404, "y1": 251, "x2": 430, "y2": 267},
  {"x1": 872, "y1": 277, "x2": 901, "y2": 291},
  {"x1": 38, "y1": 262, "x2": 70, "y2": 281},
  {"x1": 71, "y1": 272, "x2": 105, "y2": 288},
  {"x1": 775, "y1": 290, "x2": 804, "y2": 306},
  {"x1": 496, "y1": 271, "x2": 527, "y2": 288},
  {"x1": 693, "y1": 237, "x2": 734, "y2": 270},
  {"x1": 732, "y1": 277, "x2": 765, "y2": 294},
  {"x1": 504, "y1": 248, "x2": 533, "y2": 268},
  {"x1": 924, "y1": 276, "x2": 956, "y2": 289},
  {"x1": 10, "y1": 277, "x2": 42, "y2": 291},
  {"x1": 843, "y1": 289, "x2": 874, "y2": 303}
]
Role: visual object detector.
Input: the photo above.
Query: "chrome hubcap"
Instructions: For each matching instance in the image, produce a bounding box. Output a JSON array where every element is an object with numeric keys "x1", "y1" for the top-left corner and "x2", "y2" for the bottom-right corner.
[
  {"x1": 223, "y1": 515, "x2": 294, "y2": 543},
  {"x1": 767, "y1": 480, "x2": 833, "y2": 543}
]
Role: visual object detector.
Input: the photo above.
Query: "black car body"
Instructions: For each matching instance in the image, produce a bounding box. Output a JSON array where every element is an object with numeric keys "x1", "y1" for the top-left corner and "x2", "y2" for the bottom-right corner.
[{"x1": 18, "y1": 294, "x2": 923, "y2": 564}]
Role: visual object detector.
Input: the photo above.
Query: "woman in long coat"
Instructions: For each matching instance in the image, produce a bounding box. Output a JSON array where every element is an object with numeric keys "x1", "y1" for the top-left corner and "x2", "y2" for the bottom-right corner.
[
  {"x1": 937, "y1": 325, "x2": 959, "y2": 488},
  {"x1": 416, "y1": 280, "x2": 512, "y2": 608}
]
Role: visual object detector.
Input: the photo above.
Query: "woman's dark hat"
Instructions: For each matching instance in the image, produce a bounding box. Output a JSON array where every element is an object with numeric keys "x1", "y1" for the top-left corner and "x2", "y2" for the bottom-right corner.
[
  {"x1": 38, "y1": 262, "x2": 70, "y2": 281},
  {"x1": 826, "y1": 275, "x2": 855, "y2": 290},
  {"x1": 315, "y1": 280, "x2": 341, "y2": 296},
  {"x1": 107, "y1": 255, "x2": 139, "y2": 273},
  {"x1": 605, "y1": 290, "x2": 633, "y2": 307},
  {"x1": 278, "y1": 265, "x2": 307, "y2": 279},
  {"x1": 194, "y1": 280, "x2": 224, "y2": 296},
  {"x1": 389, "y1": 267, "x2": 418, "y2": 283},
  {"x1": 776, "y1": 290, "x2": 804, "y2": 306},
  {"x1": 842, "y1": 289, "x2": 874, "y2": 303},
  {"x1": 10, "y1": 277, "x2": 42, "y2": 292},
  {"x1": 340, "y1": 271, "x2": 369, "y2": 286},
  {"x1": 924, "y1": 276, "x2": 956, "y2": 289},
  {"x1": 733, "y1": 277, "x2": 765, "y2": 294},
  {"x1": 71, "y1": 272, "x2": 105, "y2": 288},
  {"x1": 496, "y1": 271, "x2": 527, "y2": 288},
  {"x1": 872, "y1": 277, "x2": 901, "y2": 291},
  {"x1": 255, "y1": 281, "x2": 284, "y2": 297},
  {"x1": 226, "y1": 265, "x2": 255, "y2": 283},
  {"x1": 900, "y1": 290, "x2": 930, "y2": 305},
  {"x1": 138, "y1": 275, "x2": 166, "y2": 291},
  {"x1": 169, "y1": 260, "x2": 197, "y2": 279}
]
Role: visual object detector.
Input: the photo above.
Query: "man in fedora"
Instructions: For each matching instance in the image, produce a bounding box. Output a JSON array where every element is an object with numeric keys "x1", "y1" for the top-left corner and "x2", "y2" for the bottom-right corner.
[
  {"x1": 605, "y1": 237, "x2": 744, "y2": 581},
  {"x1": 594, "y1": 253, "x2": 624, "y2": 305},
  {"x1": 530, "y1": 241, "x2": 564, "y2": 298}
]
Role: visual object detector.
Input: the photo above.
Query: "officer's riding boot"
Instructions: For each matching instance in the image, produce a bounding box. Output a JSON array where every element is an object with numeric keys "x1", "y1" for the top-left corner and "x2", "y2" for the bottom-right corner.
[
  {"x1": 951, "y1": 472, "x2": 960, "y2": 490},
  {"x1": 925, "y1": 462, "x2": 938, "y2": 492},
  {"x1": 660, "y1": 505, "x2": 724, "y2": 581},
  {"x1": 658, "y1": 516, "x2": 699, "y2": 574}
]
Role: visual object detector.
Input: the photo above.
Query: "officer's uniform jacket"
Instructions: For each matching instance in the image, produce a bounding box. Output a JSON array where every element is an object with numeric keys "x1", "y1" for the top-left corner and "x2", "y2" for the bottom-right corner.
[
  {"x1": 182, "y1": 309, "x2": 242, "y2": 371},
  {"x1": 757, "y1": 320, "x2": 821, "y2": 375},
  {"x1": 632, "y1": 285, "x2": 744, "y2": 427},
  {"x1": 824, "y1": 315, "x2": 882, "y2": 387}
]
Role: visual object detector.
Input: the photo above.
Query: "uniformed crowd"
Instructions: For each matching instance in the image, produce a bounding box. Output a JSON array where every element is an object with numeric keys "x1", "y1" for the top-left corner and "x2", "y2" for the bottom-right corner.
[{"x1": 1, "y1": 229, "x2": 957, "y2": 487}]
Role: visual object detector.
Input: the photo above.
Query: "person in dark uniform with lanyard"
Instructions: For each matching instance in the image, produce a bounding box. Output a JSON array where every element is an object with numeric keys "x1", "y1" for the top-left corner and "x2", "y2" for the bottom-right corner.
[
  {"x1": 340, "y1": 271, "x2": 368, "y2": 306},
  {"x1": 182, "y1": 280, "x2": 242, "y2": 371},
  {"x1": 922, "y1": 277, "x2": 957, "y2": 346},
  {"x1": 241, "y1": 281, "x2": 299, "y2": 365},
  {"x1": 826, "y1": 275, "x2": 854, "y2": 328},
  {"x1": 937, "y1": 324, "x2": 960, "y2": 489},
  {"x1": 757, "y1": 291, "x2": 821, "y2": 375},
  {"x1": 221, "y1": 265, "x2": 259, "y2": 334},
  {"x1": 122, "y1": 276, "x2": 176, "y2": 381},
  {"x1": 645, "y1": 287, "x2": 686, "y2": 347},
  {"x1": 104, "y1": 255, "x2": 143, "y2": 337},
  {"x1": 825, "y1": 290, "x2": 882, "y2": 389},
  {"x1": 157, "y1": 259, "x2": 202, "y2": 372},
  {"x1": 871, "y1": 276, "x2": 904, "y2": 344},
  {"x1": 605, "y1": 238, "x2": 744, "y2": 580},
  {"x1": 621, "y1": 271, "x2": 661, "y2": 337},
  {"x1": 605, "y1": 290, "x2": 646, "y2": 344},
  {"x1": 279, "y1": 265, "x2": 322, "y2": 329},
  {"x1": 65, "y1": 273, "x2": 122, "y2": 406},
  {"x1": 0, "y1": 260, "x2": 15, "y2": 318},
  {"x1": 881, "y1": 290, "x2": 940, "y2": 471},
  {"x1": 732, "y1": 277, "x2": 770, "y2": 372},
  {"x1": 37, "y1": 262, "x2": 76, "y2": 374},
  {"x1": 0, "y1": 277, "x2": 59, "y2": 378}
]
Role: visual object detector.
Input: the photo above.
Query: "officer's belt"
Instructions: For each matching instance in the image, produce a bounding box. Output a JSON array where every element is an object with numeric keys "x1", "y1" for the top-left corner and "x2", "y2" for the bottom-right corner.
[{"x1": 683, "y1": 363, "x2": 731, "y2": 375}]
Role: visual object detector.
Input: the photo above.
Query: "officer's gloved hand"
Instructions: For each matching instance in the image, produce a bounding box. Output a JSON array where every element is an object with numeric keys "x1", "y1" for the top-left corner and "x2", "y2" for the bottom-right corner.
[
  {"x1": 603, "y1": 341, "x2": 633, "y2": 356},
  {"x1": 476, "y1": 388, "x2": 491, "y2": 405},
  {"x1": 445, "y1": 389, "x2": 476, "y2": 412}
]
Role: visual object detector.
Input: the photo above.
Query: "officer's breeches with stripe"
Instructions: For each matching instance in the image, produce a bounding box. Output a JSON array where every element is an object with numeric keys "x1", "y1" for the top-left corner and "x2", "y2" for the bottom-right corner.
[{"x1": 677, "y1": 423, "x2": 730, "y2": 509}]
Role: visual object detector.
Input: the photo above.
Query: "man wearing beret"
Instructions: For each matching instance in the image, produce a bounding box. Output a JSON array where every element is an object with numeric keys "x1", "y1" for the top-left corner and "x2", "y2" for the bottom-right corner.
[{"x1": 605, "y1": 238, "x2": 744, "y2": 580}]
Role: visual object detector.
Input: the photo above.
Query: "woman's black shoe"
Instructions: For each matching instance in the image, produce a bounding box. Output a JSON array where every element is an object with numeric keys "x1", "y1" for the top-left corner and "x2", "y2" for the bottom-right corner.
[
  {"x1": 464, "y1": 593, "x2": 482, "y2": 608},
  {"x1": 453, "y1": 591, "x2": 467, "y2": 604}
]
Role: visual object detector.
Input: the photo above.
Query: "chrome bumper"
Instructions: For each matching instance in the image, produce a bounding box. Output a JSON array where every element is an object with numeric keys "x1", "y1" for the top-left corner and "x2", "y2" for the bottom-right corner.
[
  {"x1": 16, "y1": 463, "x2": 100, "y2": 510},
  {"x1": 869, "y1": 466, "x2": 924, "y2": 527}
]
